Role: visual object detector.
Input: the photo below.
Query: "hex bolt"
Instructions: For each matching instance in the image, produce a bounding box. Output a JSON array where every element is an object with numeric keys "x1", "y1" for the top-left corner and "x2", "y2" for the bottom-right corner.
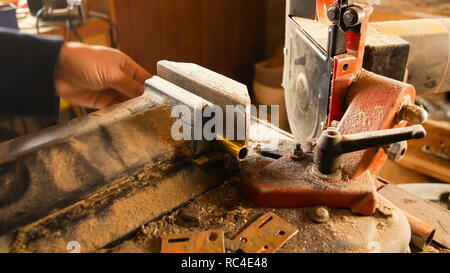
[
  {"x1": 383, "y1": 141, "x2": 408, "y2": 162},
  {"x1": 343, "y1": 7, "x2": 363, "y2": 27},
  {"x1": 398, "y1": 104, "x2": 428, "y2": 125},
  {"x1": 327, "y1": 5, "x2": 341, "y2": 22},
  {"x1": 293, "y1": 143, "x2": 304, "y2": 157},
  {"x1": 310, "y1": 207, "x2": 330, "y2": 223}
]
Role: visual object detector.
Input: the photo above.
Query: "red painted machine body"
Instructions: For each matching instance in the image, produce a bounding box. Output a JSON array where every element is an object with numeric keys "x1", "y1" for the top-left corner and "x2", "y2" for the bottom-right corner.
[{"x1": 239, "y1": 1, "x2": 417, "y2": 216}]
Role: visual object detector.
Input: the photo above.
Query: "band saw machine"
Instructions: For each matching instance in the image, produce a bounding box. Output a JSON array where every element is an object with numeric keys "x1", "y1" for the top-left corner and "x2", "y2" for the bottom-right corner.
[{"x1": 0, "y1": 0, "x2": 449, "y2": 253}]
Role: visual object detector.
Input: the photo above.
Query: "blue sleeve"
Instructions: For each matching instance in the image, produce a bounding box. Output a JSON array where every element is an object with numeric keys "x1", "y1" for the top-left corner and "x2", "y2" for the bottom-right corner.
[{"x1": 0, "y1": 27, "x2": 63, "y2": 120}]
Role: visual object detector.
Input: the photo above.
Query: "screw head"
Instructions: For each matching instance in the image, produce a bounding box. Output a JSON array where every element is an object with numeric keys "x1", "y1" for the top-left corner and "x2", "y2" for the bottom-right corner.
[{"x1": 310, "y1": 207, "x2": 330, "y2": 223}]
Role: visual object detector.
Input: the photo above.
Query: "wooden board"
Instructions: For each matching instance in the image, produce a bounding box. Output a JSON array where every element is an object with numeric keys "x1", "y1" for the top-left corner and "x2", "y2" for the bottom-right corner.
[
  {"x1": 399, "y1": 120, "x2": 450, "y2": 183},
  {"x1": 379, "y1": 183, "x2": 450, "y2": 249},
  {"x1": 379, "y1": 160, "x2": 441, "y2": 184}
]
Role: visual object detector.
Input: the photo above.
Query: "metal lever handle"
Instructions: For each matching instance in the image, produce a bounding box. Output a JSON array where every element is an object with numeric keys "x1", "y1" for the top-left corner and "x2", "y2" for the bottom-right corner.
[{"x1": 314, "y1": 125, "x2": 426, "y2": 176}]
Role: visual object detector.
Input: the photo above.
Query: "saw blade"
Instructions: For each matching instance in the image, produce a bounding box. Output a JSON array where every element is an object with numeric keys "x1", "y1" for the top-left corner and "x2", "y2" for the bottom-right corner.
[{"x1": 285, "y1": 20, "x2": 332, "y2": 141}]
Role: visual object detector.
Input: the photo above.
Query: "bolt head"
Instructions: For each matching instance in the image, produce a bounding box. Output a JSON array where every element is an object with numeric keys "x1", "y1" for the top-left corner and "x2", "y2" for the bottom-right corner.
[
  {"x1": 343, "y1": 9, "x2": 359, "y2": 27},
  {"x1": 310, "y1": 207, "x2": 330, "y2": 223},
  {"x1": 327, "y1": 5, "x2": 341, "y2": 21},
  {"x1": 293, "y1": 143, "x2": 304, "y2": 157}
]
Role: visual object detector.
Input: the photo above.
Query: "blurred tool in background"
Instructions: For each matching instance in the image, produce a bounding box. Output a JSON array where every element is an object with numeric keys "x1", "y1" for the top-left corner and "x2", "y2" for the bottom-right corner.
[
  {"x1": 28, "y1": 0, "x2": 118, "y2": 47},
  {"x1": 253, "y1": 46, "x2": 290, "y2": 132}
]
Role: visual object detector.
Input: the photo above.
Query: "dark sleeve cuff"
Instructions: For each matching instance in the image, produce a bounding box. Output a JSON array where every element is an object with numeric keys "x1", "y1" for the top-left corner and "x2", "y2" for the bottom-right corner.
[{"x1": 0, "y1": 27, "x2": 64, "y2": 120}]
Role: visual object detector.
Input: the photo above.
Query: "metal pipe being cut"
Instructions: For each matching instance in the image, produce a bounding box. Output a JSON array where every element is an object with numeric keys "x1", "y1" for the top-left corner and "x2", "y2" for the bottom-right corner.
[{"x1": 216, "y1": 135, "x2": 248, "y2": 161}]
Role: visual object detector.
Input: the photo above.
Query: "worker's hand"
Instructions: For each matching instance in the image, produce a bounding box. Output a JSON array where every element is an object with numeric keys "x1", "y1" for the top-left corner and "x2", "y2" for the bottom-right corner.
[{"x1": 56, "y1": 42, "x2": 152, "y2": 109}]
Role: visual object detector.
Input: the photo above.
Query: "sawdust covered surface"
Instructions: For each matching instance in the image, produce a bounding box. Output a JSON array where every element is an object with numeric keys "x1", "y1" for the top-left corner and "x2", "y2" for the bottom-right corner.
[
  {"x1": 420, "y1": 243, "x2": 450, "y2": 253},
  {"x1": 104, "y1": 177, "x2": 393, "y2": 253},
  {"x1": 241, "y1": 155, "x2": 348, "y2": 191},
  {"x1": 106, "y1": 178, "x2": 329, "y2": 253},
  {"x1": 10, "y1": 158, "x2": 186, "y2": 253}
]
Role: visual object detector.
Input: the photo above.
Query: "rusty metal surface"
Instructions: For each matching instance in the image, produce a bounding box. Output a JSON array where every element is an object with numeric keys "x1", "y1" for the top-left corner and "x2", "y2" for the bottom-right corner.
[
  {"x1": 161, "y1": 230, "x2": 225, "y2": 253},
  {"x1": 232, "y1": 212, "x2": 298, "y2": 253},
  {"x1": 240, "y1": 154, "x2": 378, "y2": 216},
  {"x1": 243, "y1": 119, "x2": 381, "y2": 216},
  {"x1": 242, "y1": 68, "x2": 418, "y2": 216},
  {"x1": 338, "y1": 70, "x2": 416, "y2": 178}
]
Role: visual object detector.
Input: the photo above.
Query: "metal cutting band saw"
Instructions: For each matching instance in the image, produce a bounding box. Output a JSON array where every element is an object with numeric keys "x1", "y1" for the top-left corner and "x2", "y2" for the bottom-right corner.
[{"x1": 0, "y1": 0, "x2": 449, "y2": 252}]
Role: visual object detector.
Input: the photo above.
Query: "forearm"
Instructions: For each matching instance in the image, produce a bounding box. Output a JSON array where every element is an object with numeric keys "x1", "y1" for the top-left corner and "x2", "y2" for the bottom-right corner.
[{"x1": 0, "y1": 27, "x2": 63, "y2": 119}]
